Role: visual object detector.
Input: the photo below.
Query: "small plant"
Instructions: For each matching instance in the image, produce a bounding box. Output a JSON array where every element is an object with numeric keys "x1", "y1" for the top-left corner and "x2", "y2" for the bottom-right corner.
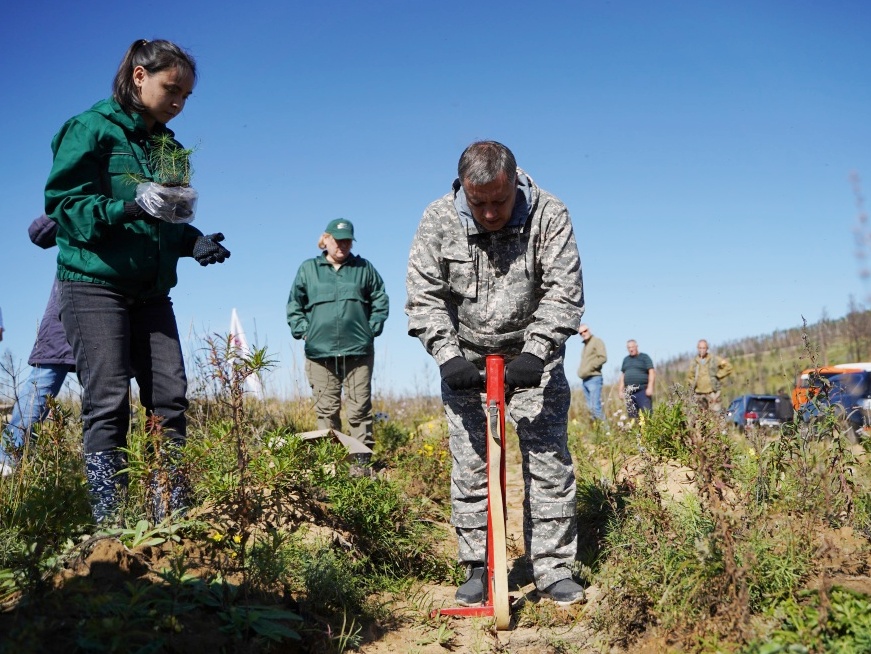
[
  {"x1": 415, "y1": 620, "x2": 456, "y2": 647},
  {"x1": 125, "y1": 133, "x2": 199, "y2": 222},
  {"x1": 297, "y1": 542, "x2": 367, "y2": 613},
  {"x1": 148, "y1": 132, "x2": 194, "y2": 186},
  {"x1": 744, "y1": 586, "x2": 871, "y2": 653},
  {"x1": 388, "y1": 425, "x2": 452, "y2": 512},
  {"x1": 105, "y1": 517, "x2": 187, "y2": 548}
]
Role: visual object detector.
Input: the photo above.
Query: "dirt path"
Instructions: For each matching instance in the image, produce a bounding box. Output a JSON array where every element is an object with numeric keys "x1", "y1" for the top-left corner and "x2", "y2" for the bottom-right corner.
[{"x1": 359, "y1": 433, "x2": 603, "y2": 654}]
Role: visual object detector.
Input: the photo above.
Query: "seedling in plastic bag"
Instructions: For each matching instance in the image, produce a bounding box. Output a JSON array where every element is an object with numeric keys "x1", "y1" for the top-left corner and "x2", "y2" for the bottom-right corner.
[{"x1": 128, "y1": 133, "x2": 199, "y2": 223}]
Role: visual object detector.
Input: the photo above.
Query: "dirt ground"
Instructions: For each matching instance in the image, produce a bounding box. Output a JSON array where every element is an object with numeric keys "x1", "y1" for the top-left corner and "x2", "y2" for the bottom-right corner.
[{"x1": 354, "y1": 440, "x2": 605, "y2": 654}]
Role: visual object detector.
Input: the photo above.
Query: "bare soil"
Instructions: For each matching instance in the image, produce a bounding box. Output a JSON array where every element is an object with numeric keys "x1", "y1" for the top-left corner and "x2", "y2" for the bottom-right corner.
[{"x1": 356, "y1": 445, "x2": 603, "y2": 654}]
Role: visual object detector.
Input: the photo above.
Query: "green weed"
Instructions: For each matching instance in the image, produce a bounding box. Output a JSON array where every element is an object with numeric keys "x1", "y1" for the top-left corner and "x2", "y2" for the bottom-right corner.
[{"x1": 744, "y1": 587, "x2": 871, "y2": 653}]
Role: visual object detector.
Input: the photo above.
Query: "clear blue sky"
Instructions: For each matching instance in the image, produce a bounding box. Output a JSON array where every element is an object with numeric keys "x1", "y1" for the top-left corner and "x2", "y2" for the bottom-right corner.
[{"x1": 2, "y1": 0, "x2": 870, "y2": 398}]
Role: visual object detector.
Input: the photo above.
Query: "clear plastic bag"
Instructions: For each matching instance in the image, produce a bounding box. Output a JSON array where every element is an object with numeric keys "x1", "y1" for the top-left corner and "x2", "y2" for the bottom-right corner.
[{"x1": 135, "y1": 182, "x2": 198, "y2": 224}]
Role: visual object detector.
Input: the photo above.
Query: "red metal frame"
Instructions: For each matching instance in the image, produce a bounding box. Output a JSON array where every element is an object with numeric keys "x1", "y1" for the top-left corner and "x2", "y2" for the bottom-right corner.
[{"x1": 433, "y1": 355, "x2": 510, "y2": 622}]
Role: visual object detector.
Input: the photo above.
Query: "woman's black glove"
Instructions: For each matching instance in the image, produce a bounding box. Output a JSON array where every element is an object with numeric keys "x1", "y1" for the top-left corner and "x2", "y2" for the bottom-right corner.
[
  {"x1": 192, "y1": 233, "x2": 231, "y2": 266},
  {"x1": 440, "y1": 356, "x2": 481, "y2": 391},
  {"x1": 505, "y1": 353, "x2": 544, "y2": 389},
  {"x1": 123, "y1": 201, "x2": 150, "y2": 221}
]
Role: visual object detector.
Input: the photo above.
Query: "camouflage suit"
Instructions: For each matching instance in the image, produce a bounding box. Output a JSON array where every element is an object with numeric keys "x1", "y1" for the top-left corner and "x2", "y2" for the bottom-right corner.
[{"x1": 405, "y1": 169, "x2": 584, "y2": 590}]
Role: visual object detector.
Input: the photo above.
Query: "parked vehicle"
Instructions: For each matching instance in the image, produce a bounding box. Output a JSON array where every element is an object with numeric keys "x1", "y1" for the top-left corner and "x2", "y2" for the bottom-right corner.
[
  {"x1": 727, "y1": 394, "x2": 792, "y2": 430},
  {"x1": 799, "y1": 370, "x2": 871, "y2": 442},
  {"x1": 834, "y1": 362, "x2": 871, "y2": 372},
  {"x1": 791, "y1": 364, "x2": 869, "y2": 410}
]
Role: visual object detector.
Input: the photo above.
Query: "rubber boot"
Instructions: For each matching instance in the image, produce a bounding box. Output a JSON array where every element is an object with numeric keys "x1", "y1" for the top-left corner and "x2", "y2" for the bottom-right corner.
[
  {"x1": 149, "y1": 444, "x2": 190, "y2": 522},
  {"x1": 84, "y1": 450, "x2": 129, "y2": 525}
]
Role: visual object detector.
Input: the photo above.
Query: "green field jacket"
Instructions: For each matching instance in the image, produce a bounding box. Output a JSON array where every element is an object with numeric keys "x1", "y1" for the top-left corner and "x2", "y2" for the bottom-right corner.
[
  {"x1": 287, "y1": 253, "x2": 389, "y2": 359},
  {"x1": 45, "y1": 98, "x2": 201, "y2": 298}
]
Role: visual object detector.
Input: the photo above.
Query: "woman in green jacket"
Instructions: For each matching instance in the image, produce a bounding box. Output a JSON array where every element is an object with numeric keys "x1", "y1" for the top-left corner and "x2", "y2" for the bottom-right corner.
[
  {"x1": 286, "y1": 219, "x2": 389, "y2": 472},
  {"x1": 45, "y1": 39, "x2": 230, "y2": 524}
]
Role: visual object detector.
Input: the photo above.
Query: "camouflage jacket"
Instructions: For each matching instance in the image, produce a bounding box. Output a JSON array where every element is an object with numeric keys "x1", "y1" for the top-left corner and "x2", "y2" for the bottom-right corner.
[
  {"x1": 687, "y1": 354, "x2": 733, "y2": 393},
  {"x1": 405, "y1": 169, "x2": 584, "y2": 366}
]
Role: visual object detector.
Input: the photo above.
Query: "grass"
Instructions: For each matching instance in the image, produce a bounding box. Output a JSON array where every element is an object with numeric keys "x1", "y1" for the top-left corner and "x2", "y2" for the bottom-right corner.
[
  {"x1": 1, "y1": 325, "x2": 871, "y2": 652},
  {"x1": 0, "y1": 336, "x2": 456, "y2": 653}
]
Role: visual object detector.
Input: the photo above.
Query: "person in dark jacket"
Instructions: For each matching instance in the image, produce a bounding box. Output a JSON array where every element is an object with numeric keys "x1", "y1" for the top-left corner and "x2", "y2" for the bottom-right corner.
[
  {"x1": 44, "y1": 39, "x2": 230, "y2": 523},
  {"x1": 1, "y1": 216, "x2": 76, "y2": 476},
  {"x1": 286, "y1": 218, "x2": 389, "y2": 471}
]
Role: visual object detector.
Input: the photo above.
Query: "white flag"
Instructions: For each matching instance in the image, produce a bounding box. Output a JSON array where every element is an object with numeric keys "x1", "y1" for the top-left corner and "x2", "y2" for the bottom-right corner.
[{"x1": 229, "y1": 308, "x2": 265, "y2": 399}]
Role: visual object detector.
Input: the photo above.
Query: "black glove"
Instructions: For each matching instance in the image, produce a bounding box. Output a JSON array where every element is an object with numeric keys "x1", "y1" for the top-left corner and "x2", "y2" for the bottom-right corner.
[
  {"x1": 439, "y1": 356, "x2": 481, "y2": 391},
  {"x1": 505, "y1": 353, "x2": 545, "y2": 389},
  {"x1": 123, "y1": 201, "x2": 149, "y2": 222},
  {"x1": 29, "y1": 214, "x2": 59, "y2": 249},
  {"x1": 192, "y1": 233, "x2": 231, "y2": 266}
]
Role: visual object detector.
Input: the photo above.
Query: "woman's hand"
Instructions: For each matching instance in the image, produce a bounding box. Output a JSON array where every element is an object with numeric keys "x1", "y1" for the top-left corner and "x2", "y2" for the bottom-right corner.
[{"x1": 192, "y1": 233, "x2": 231, "y2": 265}]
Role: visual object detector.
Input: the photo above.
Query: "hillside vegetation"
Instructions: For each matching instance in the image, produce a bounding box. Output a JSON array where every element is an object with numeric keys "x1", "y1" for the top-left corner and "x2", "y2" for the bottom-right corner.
[
  {"x1": 655, "y1": 304, "x2": 871, "y2": 397},
  {"x1": 1, "y1": 319, "x2": 871, "y2": 652}
]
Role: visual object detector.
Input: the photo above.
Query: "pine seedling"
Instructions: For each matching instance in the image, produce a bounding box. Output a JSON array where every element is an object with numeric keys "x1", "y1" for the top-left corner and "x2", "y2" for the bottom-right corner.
[{"x1": 148, "y1": 133, "x2": 193, "y2": 186}]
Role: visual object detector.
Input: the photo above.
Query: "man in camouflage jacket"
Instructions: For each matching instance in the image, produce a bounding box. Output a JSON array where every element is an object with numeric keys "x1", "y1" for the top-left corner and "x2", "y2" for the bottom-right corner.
[
  {"x1": 405, "y1": 141, "x2": 586, "y2": 606},
  {"x1": 687, "y1": 339, "x2": 733, "y2": 411}
]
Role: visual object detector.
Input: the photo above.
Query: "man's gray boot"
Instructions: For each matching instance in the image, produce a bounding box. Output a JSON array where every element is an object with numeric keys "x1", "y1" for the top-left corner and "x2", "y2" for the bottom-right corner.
[
  {"x1": 539, "y1": 578, "x2": 586, "y2": 606},
  {"x1": 455, "y1": 565, "x2": 486, "y2": 606},
  {"x1": 84, "y1": 450, "x2": 129, "y2": 525}
]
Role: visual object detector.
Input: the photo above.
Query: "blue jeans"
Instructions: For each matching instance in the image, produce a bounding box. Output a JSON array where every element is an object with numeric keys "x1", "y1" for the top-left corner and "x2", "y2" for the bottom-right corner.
[
  {"x1": 2, "y1": 364, "x2": 74, "y2": 455},
  {"x1": 581, "y1": 375, "x2": 604, "y2": 420},
  {"x1": 58, "y1": 282, "x2": 188, "y2": 453}
]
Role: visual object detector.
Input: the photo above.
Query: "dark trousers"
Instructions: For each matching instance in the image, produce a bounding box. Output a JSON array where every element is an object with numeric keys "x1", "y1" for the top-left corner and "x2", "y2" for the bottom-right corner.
[
  {"x1": 58, "y1": 281, "x2": 188, "y2": 453},
  {"x1": 627, "y1": 387, "x2": 653, "y2": 418}
]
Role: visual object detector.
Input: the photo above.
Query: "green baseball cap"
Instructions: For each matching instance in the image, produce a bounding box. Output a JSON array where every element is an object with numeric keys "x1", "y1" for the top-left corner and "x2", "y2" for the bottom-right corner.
[{"x1": 325, "y1": 218, "x2": 355, "y2": 241}]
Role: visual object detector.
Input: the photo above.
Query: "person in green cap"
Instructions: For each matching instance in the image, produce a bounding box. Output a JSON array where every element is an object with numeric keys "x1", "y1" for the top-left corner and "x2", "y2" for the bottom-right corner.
[{"x1": 286, "y1": 219, "x2": 389, "y2": 475}]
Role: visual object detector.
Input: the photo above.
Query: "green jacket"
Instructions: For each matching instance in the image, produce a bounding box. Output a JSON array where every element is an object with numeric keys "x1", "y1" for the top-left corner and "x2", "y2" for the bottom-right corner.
[
  {"x1": 45, "y1": 98, "x2": 201, "y2": 298},
  {"x1": 287, "y1": 253, "x2": 389, "y2": 359}
]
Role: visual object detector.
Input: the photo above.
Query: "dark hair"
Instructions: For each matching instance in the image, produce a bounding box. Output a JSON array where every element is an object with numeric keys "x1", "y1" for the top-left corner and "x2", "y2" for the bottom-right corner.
[
  {"x1": 457, "y1": 141, "x2": 517, "y2": 186},
  {"x1": 112, "y1": 39, "x2": 197, "y2": 114}
]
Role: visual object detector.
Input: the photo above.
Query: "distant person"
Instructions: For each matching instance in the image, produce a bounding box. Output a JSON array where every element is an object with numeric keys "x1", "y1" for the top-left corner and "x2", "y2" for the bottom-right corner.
[
  {"x1": 618, "y1": 339, "x2": 655, "y2": 418},
  {"x1": 686, "y1": 339, "x2": 733, "y2": 411},
  {"x1": 406, "y1": 140, "x2": 586, "y2": 607},
  {"x1": 577, "y1": 324, "x2": 607, "y2": 421},
  {"x1": 286, "y1": 218, "x2": 389, "y2": 476},
  {"x1": 0, "y1": 305, "x2": 4, "y2": 342},
  {"x1": 45, "y1": 39, "x2": 230, "y2": 523},
  {"x1": 1, "y1": 216, "x2": 76, "y2": 476}
]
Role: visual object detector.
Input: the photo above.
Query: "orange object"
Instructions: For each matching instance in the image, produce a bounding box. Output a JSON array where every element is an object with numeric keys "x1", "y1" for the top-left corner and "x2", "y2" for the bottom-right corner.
[{"x1": 792, "y1": 364, "x2": 866, "y2": 409}]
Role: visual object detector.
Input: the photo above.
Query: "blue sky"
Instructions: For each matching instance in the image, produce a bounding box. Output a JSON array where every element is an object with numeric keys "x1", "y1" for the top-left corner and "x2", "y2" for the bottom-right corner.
[{"x1": 1, "y1": 0, "x2": 870, "y2": 398}]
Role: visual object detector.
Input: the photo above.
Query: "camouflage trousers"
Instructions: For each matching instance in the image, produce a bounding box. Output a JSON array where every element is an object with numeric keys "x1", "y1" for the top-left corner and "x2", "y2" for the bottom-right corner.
[
  {"x1": 442, "y1": 351, "x2": 578, "y2": 591},
  {"x1": 695, "y1": 391, "x2": 722, "y2": 413}
]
